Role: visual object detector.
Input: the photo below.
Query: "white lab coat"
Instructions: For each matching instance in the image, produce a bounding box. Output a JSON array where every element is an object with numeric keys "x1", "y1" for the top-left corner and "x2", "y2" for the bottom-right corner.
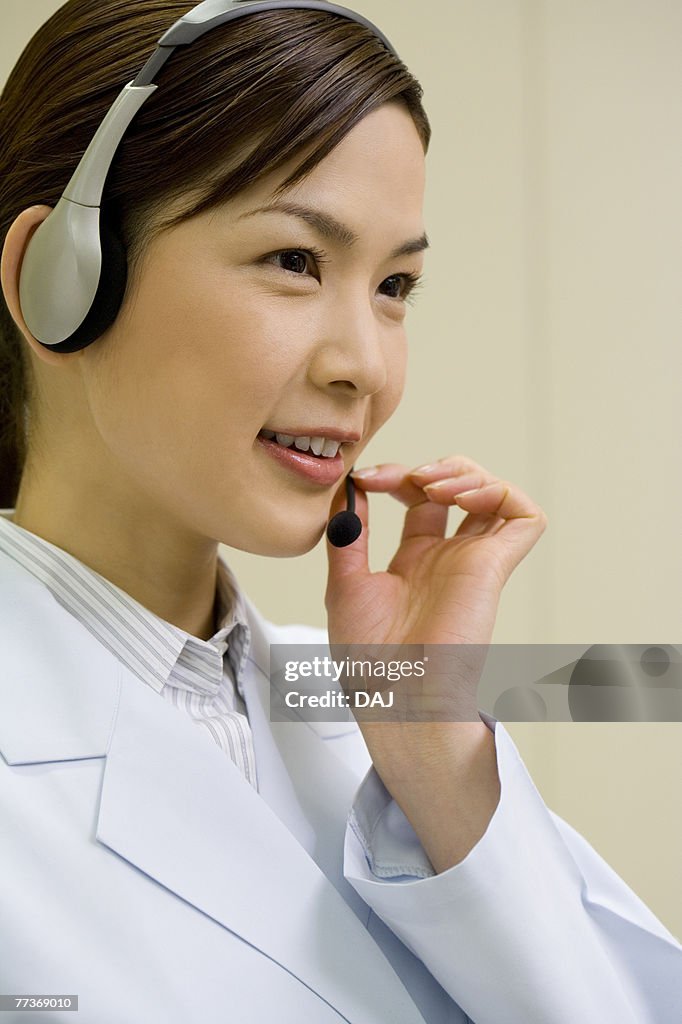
[{"x1": 0, "y1": 546, "x2": 680, "y2": 1024}]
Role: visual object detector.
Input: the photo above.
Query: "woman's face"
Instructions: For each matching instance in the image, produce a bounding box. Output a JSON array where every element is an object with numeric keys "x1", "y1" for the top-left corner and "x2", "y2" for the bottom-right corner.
[{"x1": 84, "y1": 101, "x2": 427, "y2": 555}]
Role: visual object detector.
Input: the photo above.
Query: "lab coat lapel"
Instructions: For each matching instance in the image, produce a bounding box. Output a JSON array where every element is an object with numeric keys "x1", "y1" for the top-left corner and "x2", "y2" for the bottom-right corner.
[
  {"x1": 0, "y1": 549, "x2": 424, "y2": 1023},
  {"x1": 238, "y1": 596, "x2": 400, "y2": 935},
  {"x1": 95, "y1": 602, "x2": 425, "y2": 1023},
  {"x1": 0, "y1": 552, "x2": 122, "y2": 763},
  {"x1": 238, "y1": 594, "x2": 370, "y2": 871}
]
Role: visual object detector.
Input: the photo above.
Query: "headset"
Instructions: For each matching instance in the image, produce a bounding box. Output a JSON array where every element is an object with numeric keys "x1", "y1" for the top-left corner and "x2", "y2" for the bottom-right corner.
[{"x1": 18, "y1": 0, "x2": 399, "y2": 355}]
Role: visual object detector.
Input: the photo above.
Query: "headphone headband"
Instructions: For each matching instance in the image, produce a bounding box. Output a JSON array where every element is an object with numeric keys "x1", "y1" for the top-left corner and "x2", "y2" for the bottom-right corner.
[
  {"x1": 18, "y1": 0, "x2": 400, "y2": 351},
  {"x1": 155, "y1": 1, "x2": 397, "y2": 58}
]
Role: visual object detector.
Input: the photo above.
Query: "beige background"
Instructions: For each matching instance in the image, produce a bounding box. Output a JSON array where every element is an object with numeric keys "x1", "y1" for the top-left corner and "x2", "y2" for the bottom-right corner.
[{"x1": 2, "y1": 1, "x2": 680, "y2": 937}]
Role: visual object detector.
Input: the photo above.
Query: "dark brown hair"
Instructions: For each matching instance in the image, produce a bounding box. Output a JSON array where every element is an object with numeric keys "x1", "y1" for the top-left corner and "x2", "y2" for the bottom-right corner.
[{"x1": 0, "y1": 0, "x2": 430, "y2": 509}]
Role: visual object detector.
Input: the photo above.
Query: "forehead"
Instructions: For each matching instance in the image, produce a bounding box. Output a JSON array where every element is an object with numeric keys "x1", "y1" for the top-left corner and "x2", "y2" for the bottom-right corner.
[
  {"x1": 229, "y1": 104, "x2": 426, "y2": 232},
  {"x1": 154, "y1": 103, "x2": 426, "y2": 245}
]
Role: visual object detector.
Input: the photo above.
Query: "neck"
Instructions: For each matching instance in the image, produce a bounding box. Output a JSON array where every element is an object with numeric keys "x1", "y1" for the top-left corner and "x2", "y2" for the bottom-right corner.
[{"x1": 13, "y1": 476, "x2": 223, "y2": 642}]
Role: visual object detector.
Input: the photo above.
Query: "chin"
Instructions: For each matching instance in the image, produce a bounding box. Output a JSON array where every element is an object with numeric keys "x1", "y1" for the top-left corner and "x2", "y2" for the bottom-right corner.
[{"x1": 238, "y1": 521, "x2": 328, "y2": 558}]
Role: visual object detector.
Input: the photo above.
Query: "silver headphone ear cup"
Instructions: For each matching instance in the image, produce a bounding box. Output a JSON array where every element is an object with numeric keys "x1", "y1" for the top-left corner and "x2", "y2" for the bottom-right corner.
[
  {"x1": 19, "y1": 199, "x2": 128, "y2": 354},
  {"x1": 50, "y1": 210, "x2": 128, "y2": 353}
]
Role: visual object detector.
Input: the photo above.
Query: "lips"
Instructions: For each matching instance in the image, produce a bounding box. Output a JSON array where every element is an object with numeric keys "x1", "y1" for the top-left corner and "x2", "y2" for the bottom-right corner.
[{"x1": 256, "y1": 432, "x2": 347, "y2": 486}]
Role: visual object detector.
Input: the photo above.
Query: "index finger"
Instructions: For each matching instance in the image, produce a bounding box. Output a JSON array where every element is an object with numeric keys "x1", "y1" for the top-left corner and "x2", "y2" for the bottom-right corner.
[
  {"x1": 351, "y1": 463, "x2": 450, "y2": 543},
  {"x1": 351, "y1": 463, "x2": 433, "y2": 507}
]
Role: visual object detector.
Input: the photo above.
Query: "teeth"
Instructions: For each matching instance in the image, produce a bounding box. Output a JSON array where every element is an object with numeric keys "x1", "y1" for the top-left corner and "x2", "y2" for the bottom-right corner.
[
  {"x1": 322, "y1": 438, "x2": 340, "y2": 457},
  {"x1": 264, "y1": 430, "x2": 342, "y2": 458}
]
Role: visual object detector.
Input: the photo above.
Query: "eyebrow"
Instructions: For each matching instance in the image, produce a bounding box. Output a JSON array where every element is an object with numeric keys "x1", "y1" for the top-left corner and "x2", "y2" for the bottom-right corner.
[{"x1": 237, "y1": 201, "x2": 430, "y2": 260}]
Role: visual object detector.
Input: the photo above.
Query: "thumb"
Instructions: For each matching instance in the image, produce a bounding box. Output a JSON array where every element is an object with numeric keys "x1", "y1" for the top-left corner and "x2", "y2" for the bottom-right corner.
[{"x1": 325, "y1": 472, "x2": 371, "y2": 584}]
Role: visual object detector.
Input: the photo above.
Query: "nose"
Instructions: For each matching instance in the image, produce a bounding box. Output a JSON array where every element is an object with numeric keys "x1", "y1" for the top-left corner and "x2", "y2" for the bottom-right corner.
[{"x1": 307, "y1": 293, "x2": 391, "y2": 397}]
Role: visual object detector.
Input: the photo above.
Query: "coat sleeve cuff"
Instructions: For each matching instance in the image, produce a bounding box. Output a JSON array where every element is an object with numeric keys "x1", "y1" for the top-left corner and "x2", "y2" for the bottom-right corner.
[
  {"x1": 346, "y1": 710, "x2": 497, "y2": 881},
  {"x1": 343, "y1": 711, "x2": 682, "y2": 1023}
]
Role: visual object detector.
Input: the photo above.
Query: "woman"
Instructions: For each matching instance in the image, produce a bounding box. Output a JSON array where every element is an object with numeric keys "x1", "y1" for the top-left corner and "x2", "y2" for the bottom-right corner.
[{"x1": 0, "y1": 1, "x2": 679, "y2": 1022}]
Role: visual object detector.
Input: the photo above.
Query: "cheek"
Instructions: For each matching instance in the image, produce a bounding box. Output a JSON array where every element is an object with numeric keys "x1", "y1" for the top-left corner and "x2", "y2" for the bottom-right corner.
[
  {"x1": 139, "y1": 259, "x2": 305, "y2": 395},
  {"x1": 84, "y1": 267, "x2": 304, "y2": 474}
]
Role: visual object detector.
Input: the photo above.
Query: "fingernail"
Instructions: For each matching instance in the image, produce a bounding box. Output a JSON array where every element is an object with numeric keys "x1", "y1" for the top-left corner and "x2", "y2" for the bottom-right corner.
[
  {"x1": 410, "y1": 463, "x2": 439, "y2": 476},
  {"x1": 423, "y1": 478, "x2": 456, "y2": 491},
  {"x1": 454, "y1": 487, "x2": 483, "y2": 497},
  {"x1": 456, "y1": 483, "x2": 498, "y2": 497},
  {"x1": 351, "y1": 466, "x2": 379, "y2": 478}
]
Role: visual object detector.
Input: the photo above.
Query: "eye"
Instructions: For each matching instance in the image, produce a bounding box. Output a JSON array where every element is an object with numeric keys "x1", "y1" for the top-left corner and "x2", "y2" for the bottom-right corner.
[
  {"x1": 263, "y1": 248, "x2": 425, "y2": 305},
  {"x1": 268, "y1": 249, "x2": 323, "y2": 277},
  {"x1": 381, "y1": 271, "x2": 425, "y2": 306},
  {"x1": 264, "y1": 246, "x2": 327, "y2": 276}
]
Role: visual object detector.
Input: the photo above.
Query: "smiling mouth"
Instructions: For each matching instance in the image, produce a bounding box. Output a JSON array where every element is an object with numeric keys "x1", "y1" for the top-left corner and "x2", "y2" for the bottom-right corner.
[
  {"x1": 256, "y1": 430, "x2": 347, "y2": 486},
  {"x1": 257, "y1": 429, "x2": 344, "y2": 460}
]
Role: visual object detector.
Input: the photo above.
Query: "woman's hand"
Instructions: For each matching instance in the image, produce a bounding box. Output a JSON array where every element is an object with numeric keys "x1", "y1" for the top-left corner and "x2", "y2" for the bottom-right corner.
[
  {"x1": 325, "y1": 453, "x2": 547, "y2": 652},
  {"x1": 324, "y1": 455, "x2": 547, "y2": 837},
  {"x1": 325, "y1": 456, "x2": 548, "y2": 737}
]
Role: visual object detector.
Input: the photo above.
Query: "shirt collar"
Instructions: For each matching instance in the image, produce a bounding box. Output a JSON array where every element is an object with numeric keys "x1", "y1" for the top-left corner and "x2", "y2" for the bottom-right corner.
[{"x1": 0, "y1": 510, "x2": 251, "y2": 700}]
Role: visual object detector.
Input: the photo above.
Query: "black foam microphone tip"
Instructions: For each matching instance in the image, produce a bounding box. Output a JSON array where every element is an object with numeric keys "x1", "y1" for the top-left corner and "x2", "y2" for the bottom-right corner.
[{"x1": 326, "y1": 511, "x2": 362, "y2": 548}]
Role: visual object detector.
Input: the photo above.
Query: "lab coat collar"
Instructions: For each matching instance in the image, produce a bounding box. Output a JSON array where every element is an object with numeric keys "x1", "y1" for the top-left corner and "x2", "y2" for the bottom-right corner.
[{"x1": 0, "y1": 548, "x2": 424, "y2": 1024}]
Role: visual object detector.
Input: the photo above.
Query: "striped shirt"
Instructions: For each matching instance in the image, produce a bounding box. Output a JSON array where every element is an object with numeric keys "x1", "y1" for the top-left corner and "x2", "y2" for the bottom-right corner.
[{"x1": 0, "y1": 510, "x2": 257, "y2": 790}]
